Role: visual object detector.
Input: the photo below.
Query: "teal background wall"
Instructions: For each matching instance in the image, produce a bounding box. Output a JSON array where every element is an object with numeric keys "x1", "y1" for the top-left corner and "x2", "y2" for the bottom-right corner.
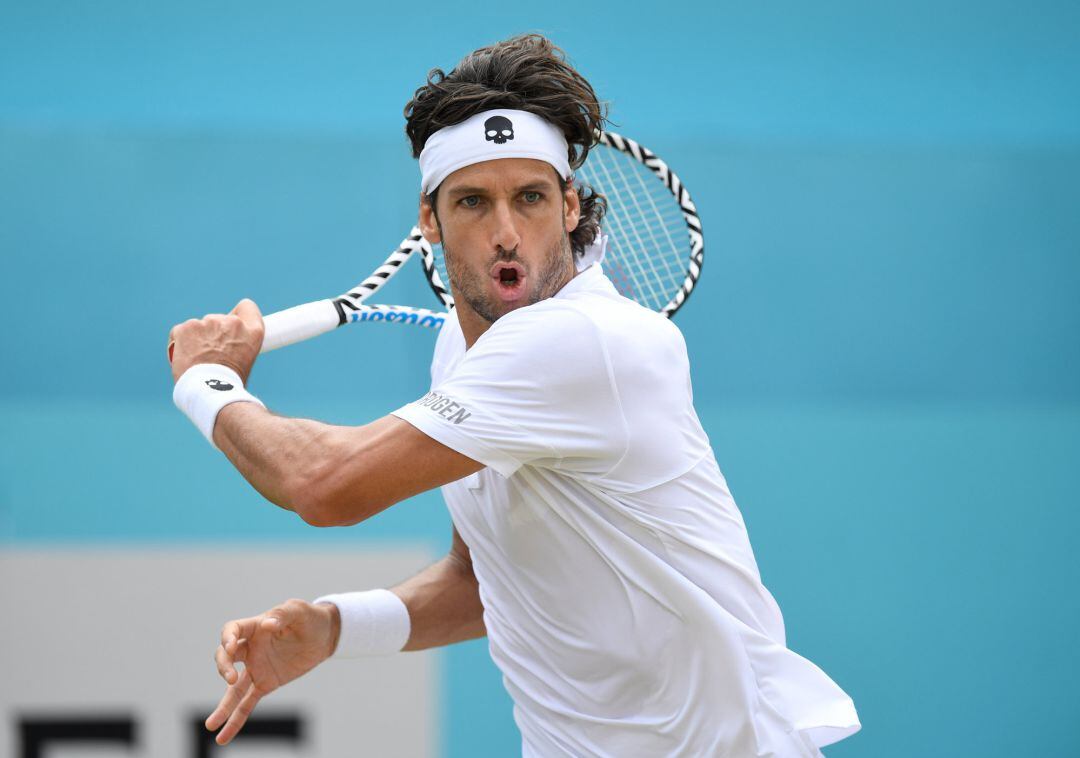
[{"x1": 2, "y1": 1, "x2": 1078, "y2": 755}]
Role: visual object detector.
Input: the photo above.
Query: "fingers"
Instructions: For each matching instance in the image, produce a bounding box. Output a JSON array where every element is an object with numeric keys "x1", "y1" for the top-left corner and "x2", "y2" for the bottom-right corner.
[
  {"x1": 220, "y1": 617, "x2": 258, "y2": 653},
  {"x1": 167, "y1": 325, "x2": 176, "y2": 362},
  {"x1": 212, "y1": 609, "x2": 287, "y2": 689},
  {"x1": 216, "y1": 617, "x2": 259, "y2": 684},
  {"x1": 261, "y1": 615, "x2": 284, "y2": 637},
  {"x1": 167, "y1": 299, "x2": 262, "y2": 373},
  {"x1": 231, "y1": 298, "x2": 265, "y2": 332},
  {"x1": 206, "y1": 668, "x2": 250, "y2": 732},
  {"x1": 206, "y1": 669, "x2": 264, "y2": 745},
  {"x1": 216, "y1": 678, "x2": 265, "y2": 745},
  {"x1": 215, "y1": 636, "x2": 248, "y2": 684},
  {"x1": 221, "y1": 617, "x2": 259, "y2": 649}
]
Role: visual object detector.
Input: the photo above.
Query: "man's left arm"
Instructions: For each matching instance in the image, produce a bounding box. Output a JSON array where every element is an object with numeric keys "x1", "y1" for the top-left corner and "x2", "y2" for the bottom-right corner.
[
  {"x1": 168, "y1": 299, "x2": 482, "y2": 526},
  {"x1": 213, "y1": 406, "x2": 480, "y2": 526}
]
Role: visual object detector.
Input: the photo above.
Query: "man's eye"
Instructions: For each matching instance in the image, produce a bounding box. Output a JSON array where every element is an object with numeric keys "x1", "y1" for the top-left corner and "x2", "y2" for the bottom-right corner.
[
  {"x1": 523, "y1": 191, "x2": 542, "y2": 203},
  {"x1": 460, "y1": 196, "x2": 481, "y2": 208}
]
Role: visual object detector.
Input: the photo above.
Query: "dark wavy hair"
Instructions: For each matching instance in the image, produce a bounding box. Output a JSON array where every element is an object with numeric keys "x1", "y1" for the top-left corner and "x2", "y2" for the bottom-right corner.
[{"x1": 404, "y1": 34, "x2": 608, "y2": 255}]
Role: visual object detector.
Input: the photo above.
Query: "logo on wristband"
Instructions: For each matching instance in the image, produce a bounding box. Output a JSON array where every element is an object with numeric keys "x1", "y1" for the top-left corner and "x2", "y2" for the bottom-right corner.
[{"x1": 205, "y1": 379, "x2": 234, "y2": 391}]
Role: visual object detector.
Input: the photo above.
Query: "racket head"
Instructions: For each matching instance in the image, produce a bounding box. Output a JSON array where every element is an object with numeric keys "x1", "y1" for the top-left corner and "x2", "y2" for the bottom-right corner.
[{"x1": 420, "y1": 131, "x2": 704, "y2": 319}]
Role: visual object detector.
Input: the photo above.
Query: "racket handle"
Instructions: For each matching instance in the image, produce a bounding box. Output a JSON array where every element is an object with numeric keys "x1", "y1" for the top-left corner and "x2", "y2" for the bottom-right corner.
[{"x1": 261, "y1": 300, "x2": 340, "y2": 353}]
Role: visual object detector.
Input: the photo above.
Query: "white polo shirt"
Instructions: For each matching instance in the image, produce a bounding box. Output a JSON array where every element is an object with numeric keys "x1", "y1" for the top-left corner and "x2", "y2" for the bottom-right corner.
[{"x1": 393, "y1": 264, "x2": 860, "y2": 757}]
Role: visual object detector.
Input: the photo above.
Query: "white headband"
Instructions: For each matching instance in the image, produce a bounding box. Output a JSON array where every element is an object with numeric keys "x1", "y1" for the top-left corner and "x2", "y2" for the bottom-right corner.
[{"x1": 419, "y1": 108, "x2": 571, "y2": 195}]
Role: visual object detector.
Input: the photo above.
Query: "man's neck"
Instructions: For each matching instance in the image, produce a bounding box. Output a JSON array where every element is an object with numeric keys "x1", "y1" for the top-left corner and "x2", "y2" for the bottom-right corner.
[{"x1": 457, "y1": 307, "x2": 493, "y2": 350}]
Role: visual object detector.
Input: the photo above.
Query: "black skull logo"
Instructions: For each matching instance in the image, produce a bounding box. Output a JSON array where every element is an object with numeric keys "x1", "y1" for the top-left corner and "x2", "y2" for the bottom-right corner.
[{"x1": 484, "y1": 115, "x2": 514, "y2": 144}]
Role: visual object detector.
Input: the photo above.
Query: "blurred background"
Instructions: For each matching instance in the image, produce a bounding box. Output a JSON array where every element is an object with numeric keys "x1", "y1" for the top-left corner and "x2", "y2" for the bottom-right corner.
[{"x1": 2, "y1": 1, "x2": 1078, "y2": 756}]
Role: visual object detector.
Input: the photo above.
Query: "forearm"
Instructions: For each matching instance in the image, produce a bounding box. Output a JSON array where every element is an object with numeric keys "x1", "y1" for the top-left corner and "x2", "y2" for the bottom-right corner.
[
  {"x1": 393, "y1": 552, "x2": 486, "y2": 651},
  {"x1": 212, "y1": 402, "x2": 356, "y2": 524},
  {"x1": 209, "y1": 403, "x2": 481, "y2": 527}
]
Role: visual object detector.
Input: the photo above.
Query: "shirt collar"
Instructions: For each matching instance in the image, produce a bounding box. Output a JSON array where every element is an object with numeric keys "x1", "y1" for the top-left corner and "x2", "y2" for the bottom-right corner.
[{"x1": 554, "y1": 262, "x2": 614, "y2": 300}]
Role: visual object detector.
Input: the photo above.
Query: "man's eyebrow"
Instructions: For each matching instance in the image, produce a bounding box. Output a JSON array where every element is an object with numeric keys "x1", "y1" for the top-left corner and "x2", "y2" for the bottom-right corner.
[
  {"x1": 445, "y1": 185, "x2": 490, "y2": 198},
  {"x1": 516, "y1": 180, "x2": 558, "y2": 192}
]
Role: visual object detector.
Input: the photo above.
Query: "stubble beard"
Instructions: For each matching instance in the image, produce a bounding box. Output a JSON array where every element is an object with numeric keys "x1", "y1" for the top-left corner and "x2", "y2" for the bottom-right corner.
[{"x1": 442, "y1": 233, "x2": 574, "y2": 324}]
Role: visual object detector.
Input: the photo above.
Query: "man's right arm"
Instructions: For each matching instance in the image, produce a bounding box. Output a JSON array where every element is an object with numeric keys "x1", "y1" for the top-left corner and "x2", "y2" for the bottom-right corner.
[
  {"x1": 208, "y1": 526, "x2": 484, "y2": 745},
  {"x1": 320, "y1": 525, "x2": 485, "y2": 652},
  {"x1": 392, "y1": 525, "x2": 486, "y2": 650}
]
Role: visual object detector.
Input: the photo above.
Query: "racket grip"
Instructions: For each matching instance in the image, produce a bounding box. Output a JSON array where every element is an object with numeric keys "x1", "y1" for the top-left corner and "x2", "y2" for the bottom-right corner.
[{"x1": 261, "y1": 300, "x2": 340, "y2": 353}]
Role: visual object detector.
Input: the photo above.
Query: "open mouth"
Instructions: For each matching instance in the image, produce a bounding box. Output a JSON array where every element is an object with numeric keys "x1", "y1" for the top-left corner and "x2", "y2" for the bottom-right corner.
[{"x1": 490, "y1": 262, "x2": 527, "y2": 300}]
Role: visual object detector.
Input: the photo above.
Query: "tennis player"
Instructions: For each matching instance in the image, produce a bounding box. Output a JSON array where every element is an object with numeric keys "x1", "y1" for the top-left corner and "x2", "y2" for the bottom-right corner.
[{"x1": 169, "y1": 34, "x2": 861, "y2": 756}]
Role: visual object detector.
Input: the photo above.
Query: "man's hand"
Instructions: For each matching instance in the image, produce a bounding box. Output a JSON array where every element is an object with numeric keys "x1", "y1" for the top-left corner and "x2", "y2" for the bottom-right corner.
[
  {"x1": 206, "y1": 599, "x2": 340, "y2": 745},
  {"x1": 168, "y1": 299, "x2": 265, "y2": 384}
]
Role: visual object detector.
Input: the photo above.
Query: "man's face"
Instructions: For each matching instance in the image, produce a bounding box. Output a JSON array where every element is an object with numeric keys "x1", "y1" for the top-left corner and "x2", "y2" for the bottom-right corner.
[{"x1": 419, "y1": 158, "x2": 581, "y2": 324}]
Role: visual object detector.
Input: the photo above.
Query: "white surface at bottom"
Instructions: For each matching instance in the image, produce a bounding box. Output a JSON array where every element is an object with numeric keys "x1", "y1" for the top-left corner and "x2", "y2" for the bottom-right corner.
[{"x1": 0, "y1": 547, "x2": 437, "y2": 758}]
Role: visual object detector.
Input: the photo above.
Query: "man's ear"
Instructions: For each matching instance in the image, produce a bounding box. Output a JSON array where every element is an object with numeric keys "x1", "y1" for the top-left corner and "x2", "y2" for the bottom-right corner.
[
  {"x1": 419, "y1": 192, "x2": 442, "y2": 243},
  {"x1": 563, "y1": 183, "x2": 581, "y2": 234}
]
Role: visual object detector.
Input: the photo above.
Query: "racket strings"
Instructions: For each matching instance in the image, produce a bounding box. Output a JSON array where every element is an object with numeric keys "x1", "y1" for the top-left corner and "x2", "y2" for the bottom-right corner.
[
  {"x1": 577, "y1": 145, "x2": 689, "y2": 312},
  {"x1": 579, "y1": 152, "x2": 669, "y2": 310},
  {"x1": 579, "y1": 153, "x2": 685, "y2": 311}
]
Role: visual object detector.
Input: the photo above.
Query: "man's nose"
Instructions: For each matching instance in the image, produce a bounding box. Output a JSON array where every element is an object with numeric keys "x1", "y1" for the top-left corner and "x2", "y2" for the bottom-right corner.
[{"x1": 489, "y1": 201, "x2": 522, "y2": 254}]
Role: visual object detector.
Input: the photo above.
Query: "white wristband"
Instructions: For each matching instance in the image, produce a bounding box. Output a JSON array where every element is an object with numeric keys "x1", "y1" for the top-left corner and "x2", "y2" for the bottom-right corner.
[
  {"x1": 172, "y1": 364, "x2": 266, "y2": 447},
  {"x1": 314, "y1": 589, "x2": 411, "y2": 658}
]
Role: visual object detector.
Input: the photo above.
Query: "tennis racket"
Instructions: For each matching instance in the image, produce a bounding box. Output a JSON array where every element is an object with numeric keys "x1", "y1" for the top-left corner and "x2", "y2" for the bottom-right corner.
[{"x1": 260, "y1": 131, "x2": 705, "y2": 353}]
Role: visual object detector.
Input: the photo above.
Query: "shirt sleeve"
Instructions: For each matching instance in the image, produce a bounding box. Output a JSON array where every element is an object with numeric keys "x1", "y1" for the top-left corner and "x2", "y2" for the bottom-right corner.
[{"x1": 392, "y1": 304, "x2": 627, "y2": 478}]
